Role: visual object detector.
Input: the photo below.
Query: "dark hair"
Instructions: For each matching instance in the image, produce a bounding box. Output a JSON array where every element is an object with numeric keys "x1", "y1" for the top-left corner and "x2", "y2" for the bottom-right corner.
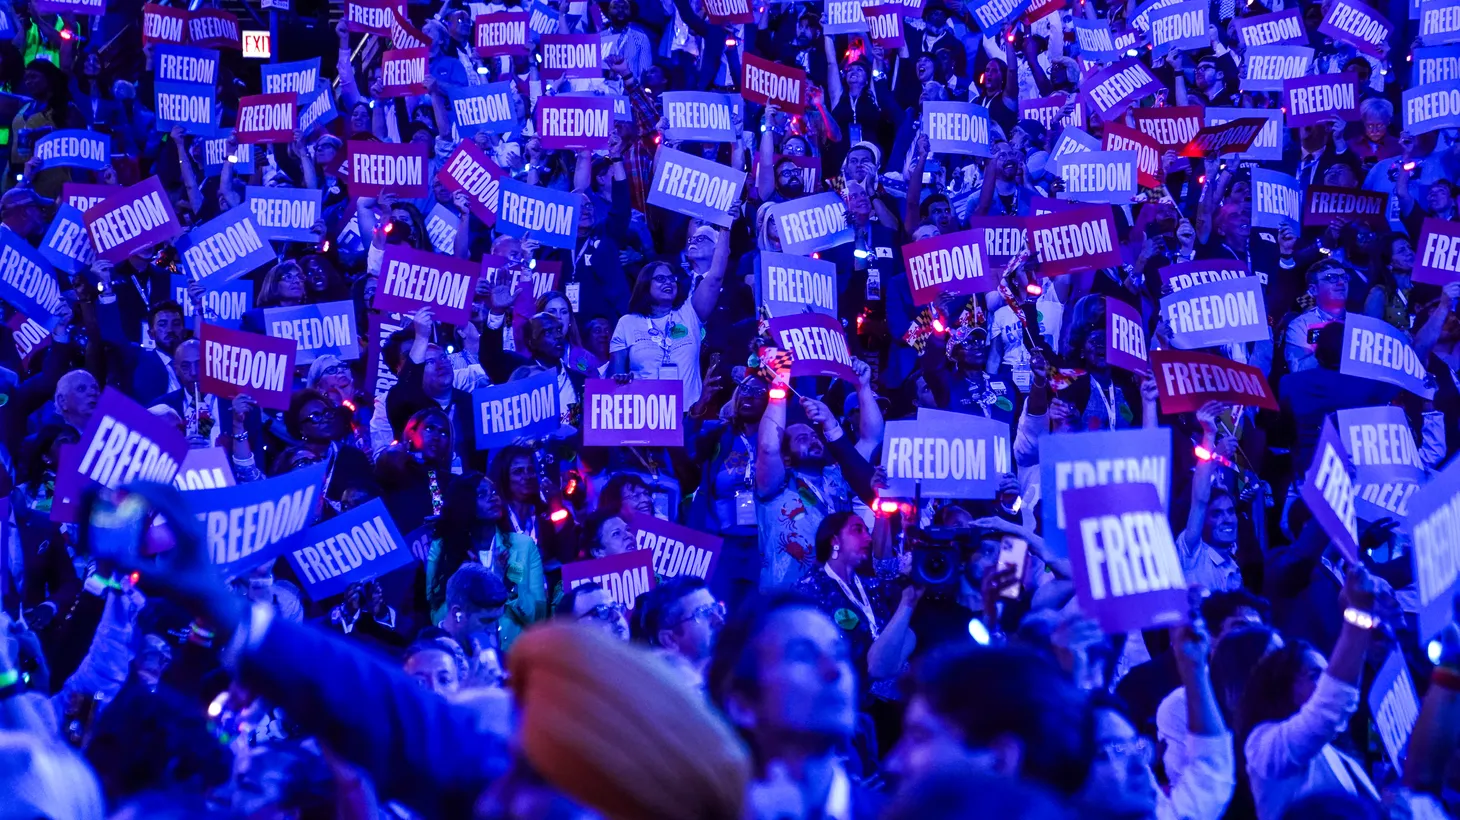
[
  {"x1": 430, "y1": 473, "x2": 505, "y2": 611},
  {"x1": 444, "y1": 562, "x2": 509, "y2": 616},
  {"x1": 908, "y1": 644, "x2": 1095, "y2": 796},
  {"x1": 813, "y1": 510, "x2": 860, "y2": 565},
  {"x1": 403, "y1": 407, "x2": 454, "y2": 470},
  {"x1": 301, "y1": 254, "x2": 350, "y2": 301},
  {"x1": 1201, "y1": 589, "x2": 1270, "y2": 631},
  {"x1": 580, "y1": 507, "x2": 626, "y2": 560},
  {"x1": 706, "y1": 591, "x2": 824, "y2": 755},
  {"x1": 1211, "y1": 626, "x2": 1280, "y2": 724},
  {"x1": 147, "y1": 300, "x2": 185, "y2": 325},
  {"x1": 555, "y1": 580, "x2": 605, "y2": 617},
  {"x1": 627, "y1": 260, "x2": 691, "y2": 317},
  {"x1": 384, "y1": 326, "x2": 415, "y2": 374},
  {"x1": 284, "y1": 388, "x2": 334, "y2": 441},
  {"x1": 490, "y1": 445, "x2": 538, "y2": 505},
  {"x1": 19, "y1": 423, "x2": 78, "y2": 487},
  {"x1": 882, "y1": 768, "x2": 1073, "y2": 820},
  {"x1": 598, "y1": 472, "x2": 649, "y2": 518},
  {"x1": 635, "y1": 576, "x2": 709, "y2": 647},
  {"x1": 1237, "y1": 639, "x2": 1317, "y2": 743}
]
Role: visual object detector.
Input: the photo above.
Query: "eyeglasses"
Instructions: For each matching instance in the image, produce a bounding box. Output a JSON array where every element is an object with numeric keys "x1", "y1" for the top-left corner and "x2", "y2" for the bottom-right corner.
[
  {"x1": 1098, "y1": 738, "x2": 1153, "y2": 766},
  {"x1": 279, "y1": 269, "x2": 305, "y2": 282},
  {"x1": 650, "y1": 273, "x2": 677, "y2": 285},
  {"x1": 318, "y1": 363, "x2": 349, "y2": 377},
  {"x1": 670, "y1": 600, "x2": 726, "y2": 628},
  {"x1": 579, "y1": 602, "x2": 628, "y2": 622},
  {"x1": 1318, "y1": 271, "x2": 1349, "y2": 284},
  {"x1": 301, "y1": 410, "x2": 334, "y2": 424}
]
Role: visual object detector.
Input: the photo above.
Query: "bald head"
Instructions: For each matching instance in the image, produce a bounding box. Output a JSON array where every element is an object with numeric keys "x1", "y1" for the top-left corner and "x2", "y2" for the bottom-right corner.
[
  {"x1": 55, "y1": 370, "x2": 99, "y2": 429},
  {"x1": 172, "y1": 339, "x2": 202, "y2": 390}
]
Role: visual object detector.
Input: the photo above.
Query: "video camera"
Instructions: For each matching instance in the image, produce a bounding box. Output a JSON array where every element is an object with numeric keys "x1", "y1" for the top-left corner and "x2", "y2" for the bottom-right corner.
[{"x1": 906, "y1": 526, "x2": 1002, "y2": 595}]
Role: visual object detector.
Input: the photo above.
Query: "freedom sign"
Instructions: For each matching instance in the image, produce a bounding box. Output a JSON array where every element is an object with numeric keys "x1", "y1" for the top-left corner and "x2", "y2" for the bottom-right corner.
[
  {"x1": 1235, "y1": 8, "x2": 1307, "y2": 45},
  {"x1": 175, "y1": 204, "x2": 274, "y2": 288},
  {"x1": 538, "y1": 34, "x2": 601, "y2": 79},
  {"x1": 1160, "y1": 259, "x2": 1249, "y2": 293},
  {"x1": 582, "y1": 379, "x2": 684, "y2": 447},
  {"x1": 473, "y1": 370, "x2": 561, "y2": 449},
  {"x1": 1416, "y1": 218, "x2": 1460, "y2": 285},
  {"x1": 1134, "y1": 106, "x2": 1204, "y2": 149},
  {"x1": 1020, "y1": 93, "x2": 1086, "y2": 130},
  {"x1": 1181, "y1": 117, "x2": 1269, "y2": 157},
  {"x1": 1149, "y1": 0, "x2": 1206, "y2": 56},
  {"x1": 0, "y1": 227, "x2": 65, "y2": 330},
  {"x1": 865, "y1": 5, "x2": 906, "y2": 46},
  {"x1": 1417, "y1": 41, "x2": 1460, "y2": 83},
  {"x1": 1039, "y1": 426, "x2": 1172, "y2": 560},
  {"x1": 1049, "y1": 127, "x2": 1101, "y2": 175},
  {"x1": 1370, "y1": 651, "x2": 1420, "y2": 774},
  {"x1": 246, "y1": 186, "x2": 322, "y2": 243},
  {"x1": 1206, "y1": 107, "x2": 1283, "y2": 161},
  {"x1": 261, "y1": 58, "x2": 320, "y2": 95},
  {"x1": 1413, "y1": 459, "x2": 1460, "y2": 643},
  {"x1": 1083, "y1": 58, "x2": 1162, "y2": 119},
  {"x1": 1283, "y1": 73, "x2": 1360, "y2": 127},
  {"x1": 628, "y1": 512, "x2": 723, "y2": 581},
  {"x1": 1404, "y1": 83, "x2": 1460, "y2": 134},
  {"x1": 1422, "y1": 0, "x2": 1460, "y2": 43},
  {"x1": 154, "y1": 81, "x2": 217, "y2": 137},
  {"x1": 705, "y1": 0, "x2": 753, "y2": 24},
  {"x1": 1066, "y1": 484, "x2": 1188, "y2": 633},
  {"x1": 967, "y1": 0, "x2": 1027, "y2": 30},
  {"x1": 1161, "y1": 277, "x2": 1269, "y2": 349},
  {"x1": 1252, "y1": 169, "x2": 1301, "y2": 229},
  {"x1": 1073, "y1": 17, "x2": 1118, "y2": 60},
  {"x1": 1026, "y1": 205, "x2": 1121, "y2": 275},
  {"x1": 348, "y1": 141, "x2": 429, "y2": 198},
  {"x1": 450, "y1": 82, "x2": 517, "y2": 138},
  {"x1": 1057, "y1": 151, "x2": 1139, "y2": 203},
  {"x1": 662, "y1": 92, "x2": 740, "y2": 142},
  {"x1": 968, "y1": 216, "x2": 1028, "y2": 266},
  {"x1": 766, "y1": 313, "x2": 857, "y2": 383},
  {"x1": 922, "y1": 102, "x2": 992, "y2": 157},
  {"x1": 647, "y1": 148, "x2": 746, "y2": 228},
  {"x1": 1150, "y1": 349, "x2": 1278, "y2": 413},
  {"x1": 1240, "y1": 46, "x2": 1312, "y2": 92},
  {"x1": 39, "y1": 203, "x2": 95, "y2": 277},
  {"x1": 1106, "y1": 297, "x2": 1148, "y2": 373},
  {"x1": 496, "y1": 178, "x2": 579, "y2": 249},
  {"x1": 187, "y1": 463, "x2": 327, "y2": 580},
  {"x1": 173, "y1": 275, "x2": 251, "y2": 329},
  {"x1": 772, "y1": 192, "x2": 853, "y2": 255},
  {"x1": 34, "y1": 130, "x2": 109, "y2": 171},
  {"x1": 825, "y1": 0, "x2": 868, "y2": 33},
  {"x1": 143, "y1": 4, "x2": 190, "y2": 44},
  {"x1": 536, "y1": 96, "x2": 613, "y2": 150},
  {"x1": 1318, "y1": 0, "x2": 1392, "y2": 56},
  {"x1": 741, "y1": 54, "x2": 806, "y2": 115},
  {"x1": 199, "y1": 323, "x2": 299, "y2": 410},
  {"x1": 475, "y1": 12, "x2": 529, "y2": 56},
  {"x1": 49, "y1": 388, "x2": 188, "y2": 524},
  {"x1": 379, "y1": 48, "x2": 428, "y2": 97},
  {"x1": 285, "y1": 498, "x2": 414, "y2": 600},
  {"x1": 902, "y1": 229, "x2": 992, "y2": 305},
  {"x1": 760, "y1": 251, "x2": 837, "y2": 317},
  {"x1": 881, "y1": 414, "x2": 1010, "y2": 499},
  {"x1": 189, "y1": 9, "x2": 242, "y2": 49},
  {"x1": 85, "y1": 177, "x2": 183, "y2": 264},
  {"x1": 344, "y1": 0, "x2": 402, "y2": 34},
  {"x1": 1303, "y1": 186, "x2": 1387, "y2": 229},
  {"x1": 264, "y1": 301, "x2": 361, "y2": 364},
  {"x1": 174, "y1": 447, "x2": 236, "y2": 492},
  {"x1": 298, "y1": 85, "x2": 339, "y2": 135},
  {"x1": 1341, "y1": 313, "x2": 1436, "y2": 399},
  {"x1": 1335, "y1": 405, "x2": 1424, "y2": 485},
  {"x1": 375, "y1": 245, "x2": 479, "y2": 326},
  {"x1": 1301, "y1": 420, "x2": 1361, "y2": 564},
  {"x1": 438, "y1": 141, "x2": 503, "y2": 227},
  {"x1": 1101, "y1": 123, "x2": 1161, "y2": 188},
  {"x1": 561, "y1": 550, "x2": 656, "y2": 608}
]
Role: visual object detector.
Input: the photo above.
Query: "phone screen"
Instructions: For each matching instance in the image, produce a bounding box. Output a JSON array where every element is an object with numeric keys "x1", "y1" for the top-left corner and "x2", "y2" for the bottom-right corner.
[
  {"x1": 995, "y1": 536, "x2": 1028, "y2": 599},
  {"x1": 87, "y1": 491, "x2": 149, "y2": 564}
]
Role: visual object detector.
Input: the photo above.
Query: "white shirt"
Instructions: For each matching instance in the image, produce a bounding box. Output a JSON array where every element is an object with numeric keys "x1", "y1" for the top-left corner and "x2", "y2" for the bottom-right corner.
[
  {"x1": 1245, "y1": 673, "x2": 1377, "y2": 820},
  {"x1": 610, "y1": 304, "x2": 704, "y2": 405},
  {"x1": 1175, "y1": 531, "x2": 1244, "y2": 594},
  {"x1": 156, "y1": 349, "x2": 183, "y2": 396}
]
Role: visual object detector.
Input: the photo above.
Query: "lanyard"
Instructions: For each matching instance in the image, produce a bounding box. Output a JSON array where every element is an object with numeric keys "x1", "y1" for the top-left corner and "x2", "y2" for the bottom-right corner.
[
  {"x1": 508, "y1": 506, "x2": 537, "y2": 541},
  {"x1": 824, "y1": 565, "x2": 879, "y2": 639},
  {"x1": 1092, "y1": 378, "x2": 1118, "y2": 428},
  {"x1": 131, "y1": 274, "x2": 152, "y2": 305},
  {"x1": 738, "y1": 433, "x2": 755, "y2": 489}
]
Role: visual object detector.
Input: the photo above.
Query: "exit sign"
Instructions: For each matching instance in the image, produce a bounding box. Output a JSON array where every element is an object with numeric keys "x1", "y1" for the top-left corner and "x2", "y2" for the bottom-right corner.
[{"x1": 242, "y1": 30, "x2": 271, "y2": 58}]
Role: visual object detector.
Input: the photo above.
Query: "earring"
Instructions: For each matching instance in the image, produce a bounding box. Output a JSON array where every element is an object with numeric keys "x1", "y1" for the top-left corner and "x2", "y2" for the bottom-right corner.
[{"x1": 831, "y1": 540, "x2": 840, "y2": 560}]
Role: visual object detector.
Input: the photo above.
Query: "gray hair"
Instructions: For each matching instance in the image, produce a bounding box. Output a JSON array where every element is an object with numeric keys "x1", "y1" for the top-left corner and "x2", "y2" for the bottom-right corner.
[{"x1": 1360, "y1": 97, "x2": 1393, "y2": 124}]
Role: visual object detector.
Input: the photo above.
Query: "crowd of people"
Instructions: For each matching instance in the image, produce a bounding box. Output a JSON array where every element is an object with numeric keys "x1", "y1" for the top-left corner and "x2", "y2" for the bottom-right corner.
[{"x1": 2, "y1": 0, "x2": 1460, "y2": 815}]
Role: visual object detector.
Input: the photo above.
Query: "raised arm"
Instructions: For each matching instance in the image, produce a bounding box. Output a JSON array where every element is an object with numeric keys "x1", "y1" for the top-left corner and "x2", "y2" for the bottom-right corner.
[
  {"x1": 755, "y1": 385, "x2": 789, "y2": 496},
  {"x1": 691, "y1": 214, "x2": 735, "y2": 321}
]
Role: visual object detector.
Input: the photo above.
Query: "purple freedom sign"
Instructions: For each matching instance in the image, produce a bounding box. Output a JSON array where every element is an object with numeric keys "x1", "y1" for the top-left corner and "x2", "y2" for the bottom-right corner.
[
  {"x1": 1412, "y1": 458, "x2": 1460, "y2": 644},
  {"x1": 582, "y1": 379, "x2": 684, "y2": 447},
  {"x1": 647, "y1": 148, "x2": 746, "y2": 229},
  {"x1": 627, "y1": 511, "x2": 723, "y2": 581},
  {"x1": 561, "y1": 550, "x2": 656, "y2": 609},
  {"x1": 1160, "y1": 276, "x2": 1269, "y2": 350},
  {"x1": 1340, "y1": 313, "x2": 1436, "y2": 399},
  {"x1": 1106, "y1": 297, "x2": 1148, "y2": 373},
  {"x1": 1415, "y1": 217, "x2": 1460, "y2": 286},
  {"x1": 1335, "y1": 405, "x2": 1425, "y2": 485},
  {"x1": 1065, "y1": 483, "x2": 1189, "y2": 633},
  {"x1": 50, "y1": 387, "x2": 189, "y2": 524},
  {"x1": 767, "y1": 313, "x2": 858, "y2": 383},
  {"x1": 1300, "y1": 420, "x2": 1360, "y2": 564},
  {"x1": 84, "y1": 176, "x2": 183, "y2": 263}
]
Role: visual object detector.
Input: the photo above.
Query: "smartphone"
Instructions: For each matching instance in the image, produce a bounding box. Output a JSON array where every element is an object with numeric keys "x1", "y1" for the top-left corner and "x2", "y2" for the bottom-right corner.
[
  {"x1": 86, "y1": 489, "x2": 149, "y2": 564},
  {"x1": 1307, "y1": 325, "x2": 1323, "y2": 345},
  {"x1": 995, "y1": 535, "x2": 1028, "y2": 599},
  {"x1": 922, "y1": 171, "x2": 933, "y2": 184}
]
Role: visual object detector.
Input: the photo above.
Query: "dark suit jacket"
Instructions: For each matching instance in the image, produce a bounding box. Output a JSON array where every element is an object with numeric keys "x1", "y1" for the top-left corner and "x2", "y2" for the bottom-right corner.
[
  {"x1": 385, "y1": 360, "x2": 483, "y2": 473},
  {"x1": 3, "y1": 489, "x2": 81, "y2": 617},
  {"x1": 0, "y1": 341, "x2": 79, "y2": 463},
  {"x1": 93, "y1": 298, "x2": 175, "y2": 405},
  {"x1": 155, "y1": 388, "x2": 265, "y2": 448}
]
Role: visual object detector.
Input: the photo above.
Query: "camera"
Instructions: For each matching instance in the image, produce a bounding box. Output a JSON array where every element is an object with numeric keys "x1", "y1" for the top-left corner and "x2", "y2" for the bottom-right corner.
[{"x1": 907, "y1": 526, "x2": 999, "y2": 593}]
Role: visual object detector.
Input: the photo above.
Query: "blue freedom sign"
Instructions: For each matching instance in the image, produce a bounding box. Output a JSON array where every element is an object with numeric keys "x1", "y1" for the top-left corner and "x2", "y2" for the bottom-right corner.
[
  {"x1": 1251, "y1": 168, "x2": 1301, "y2": 229},
  {"x1": 772, "y1": 192, "x2": 854, "y2": 256},
  {"x1": 495, "y1": 178, "x2": 580, "y2": 249},
  {"x1": 449, "y1": 82, "x2": 518, "y2": 138},
  {"x1": 298, "y1": 83, "x2": 340, "y2": 134},
  {"x1": 246, "y1": 186, "x2": 323, "y2": 243},
  {"x1": 881, "y1": 412, "x2": 1010, "y2": 498},
  {"x1": 202, "y1": 131, "x2": 254, "y2": 178},
  {"x1": 1039, "y1": 427, "x2": 1172, "y2": 559},
  {"x1": 39, "y1": 203, "x2": 96, "y2": 276},
  {"x1": 185, "y1": 463, "x2": 327, "y2": 579},
  {"x1": 1411, "y1": 458, "x2": 1460, "y2": 644},
  {"x1": 155, "y1": 45, "x2": 221, "y2": 85},
  {"x1": 1340, "y1": 313, "x2": 1436, "y2": 399},
  {"x1": 1160, "y1": 276, "x2": 1270, "y2": 349},
  {"x1": 647, "y1": 148, "x2": 745, "y2": 228},
  {"x1": 0, "y1": 226, "x2": 65, "y2": 330},
  {"x1": 261, "y1": 58, "x2": 321, "y2": 95},
  {"x1": 170, "y1": 274, "x2": 252, "y2": 329},
  {"x1": 472, "y1": 370, "x2": 561, "y2": 449},
  {"x1": 155, "y1": 80, "x2": 218, "y2": 137},
  {"x1": 1413, "y1": 44, "x2": 1460, "y2": 86},
  {"x1": 263, "y1": 300, "x2": 361, "y2": 364},
  {"x1": 176, "y1": 204, "x2": 277, "y2": 288},
  {"x1": 661, "y1": 91, "x2": 740, "y2": 142},
  {"x1": 284, "y1": 498, "x2": 415, "y2": 600},
  {"x1": 34, "y1": 130, "x2": 110, "y2": 171}
]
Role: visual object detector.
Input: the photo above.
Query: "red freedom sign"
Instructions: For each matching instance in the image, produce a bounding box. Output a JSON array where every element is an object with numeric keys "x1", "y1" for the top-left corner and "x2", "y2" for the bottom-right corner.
[
  {"x1": 1102, "y1": 122, "x2": 1161, "y2": 188},
  {"x1": 1025, "y1": 205, "x2": 1121, "y2": 275},
  {"x1": 1106, "y1": 297, "x2": 1148, "y2": 373},
  {"x1": 1132, "y1": 105, "x2": 1203, "y2": 149},
  {"x1": 436, "y1": 141, "x2": 503, "y2": 227},
  {"x1": 741, "y1": 54, "x2": 806, "y2": 115},
  {"x1": 1180, "y1": 117, "x2": 1268, "y2": 158},
  {"x1": 1150, "y1": 349, "x2": 1278, "y2": 414},
  {"x1": 199, "y1": 323, "x2": 299, "y2": 411},
  {"x1": 536, "y1": 96, "x2": 614, "y2": 150},
  {"x1": 865, "y1": 5, "x2": 906, "y2": 46},
  {"x1": 189, "y1": 9, "x2": 241, "y2": 48},
  {"x1": 475, "y1": 12, "x2": 529, "y2": 56},
  {"x1": 235, "y1": 93, "x2": 298, "y2": 144},
  {"x1": 374, "y1": 244, "x2": 481, "y2": 326},
  {"x1": 704, "y1": 0, "x2": 753, "y2": 24},
  {"x1": 1416, "y1": 218, "x2": 1460, "y2": 286},
  {"x1": 901, "y1": 229, "x2": 993, "y2": 305},
  {"x1": 1303, "y1": 186, "x2": 1387, "y2": 229},
  {"x1": 344, "y1": 0, "x2": 402, "y2": 35},
  {"x1": 380, "y1": 48, "x2": 428, "y2": 97},
  {"x1": 561, "y1": 550, "x2": 656, "y2": 609},
  {"x1": 348, "y1": 141, "x2": 429, "y2": 198},
  {"x1": 143, "y1": 4, "x2": 189, "y2": 44}
]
